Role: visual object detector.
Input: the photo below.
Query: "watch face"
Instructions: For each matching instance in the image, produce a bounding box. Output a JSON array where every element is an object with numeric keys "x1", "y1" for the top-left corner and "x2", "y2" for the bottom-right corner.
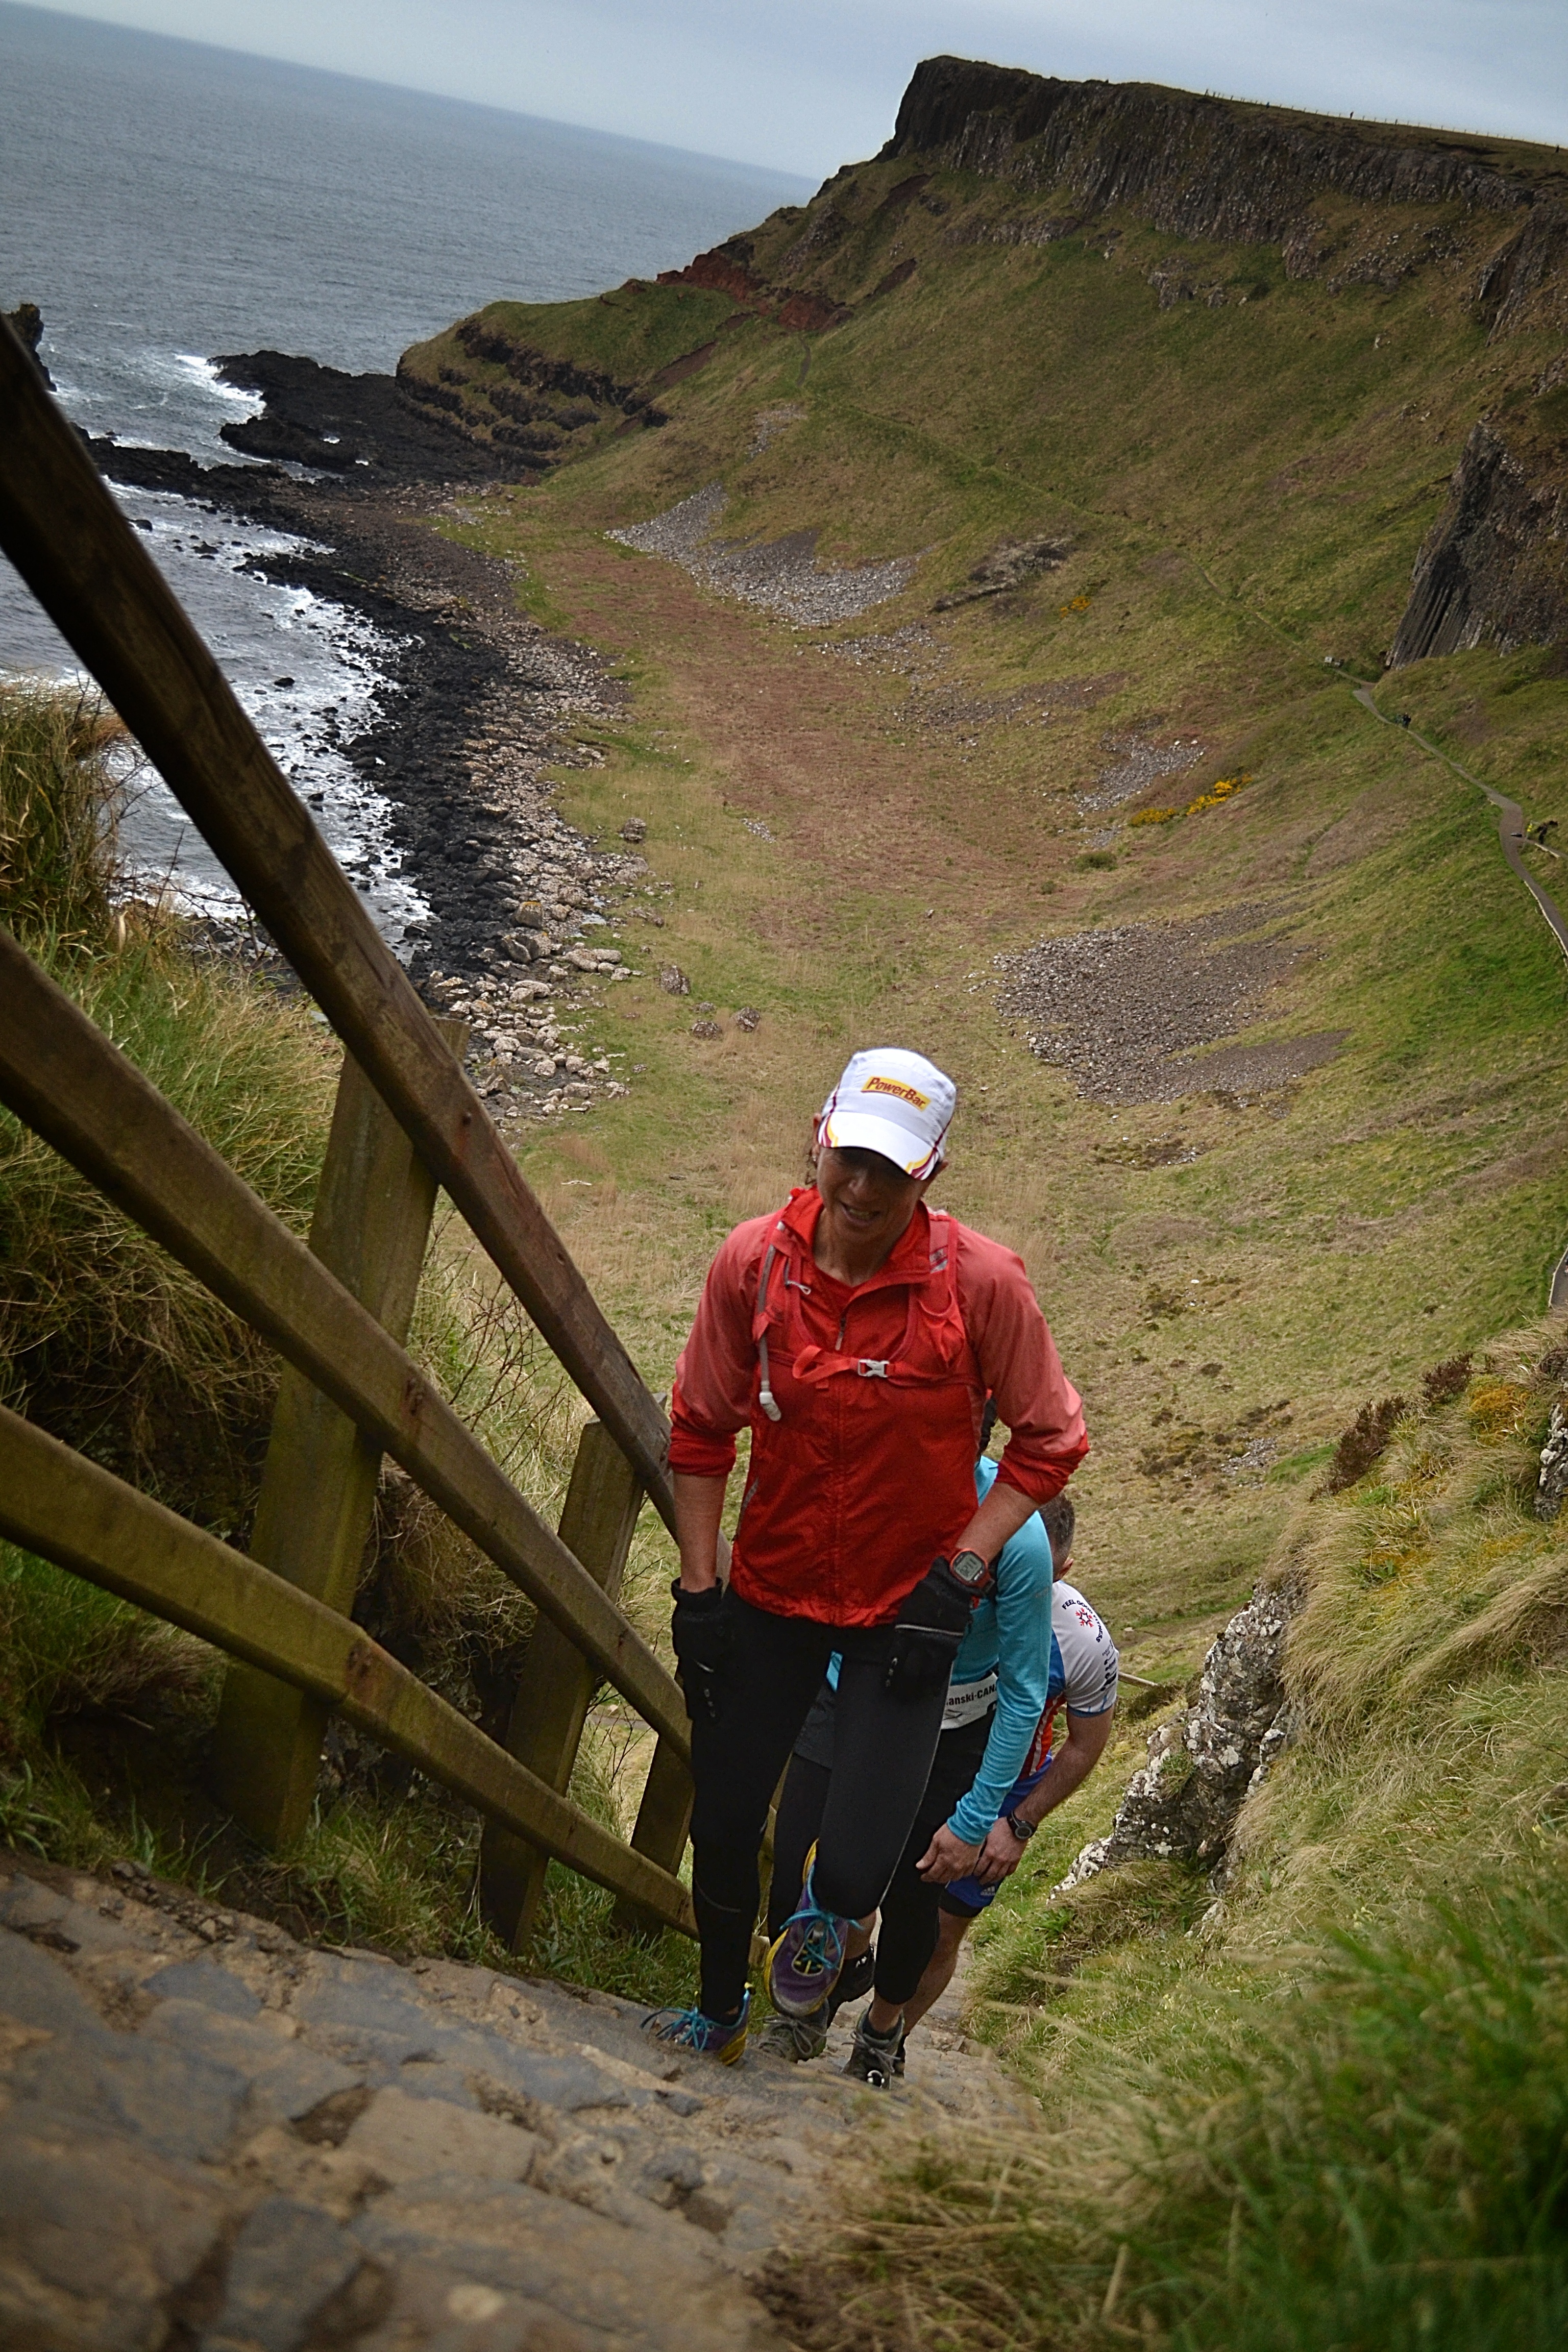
[{"x1": 952, "y1": 1550, "x2": 988, "y2": 1585}]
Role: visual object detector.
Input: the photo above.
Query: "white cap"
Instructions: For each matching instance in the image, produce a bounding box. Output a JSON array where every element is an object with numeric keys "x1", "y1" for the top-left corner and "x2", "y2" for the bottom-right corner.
[{"x1": 818, "y1": 1048, "x2": 956, "y2": 1179}]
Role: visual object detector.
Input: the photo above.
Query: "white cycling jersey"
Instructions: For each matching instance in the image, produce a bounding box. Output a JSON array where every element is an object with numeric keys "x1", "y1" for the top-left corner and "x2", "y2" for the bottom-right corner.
[{"x1": 1018, "y1": 1581, "x2": 1119, "y2": 1777}]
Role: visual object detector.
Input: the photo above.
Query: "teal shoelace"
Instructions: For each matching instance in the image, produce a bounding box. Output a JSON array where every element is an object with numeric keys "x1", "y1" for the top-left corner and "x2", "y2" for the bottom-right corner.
[{"x1": 794, "y1": 1914, "x2": 844, "y2": 1979}]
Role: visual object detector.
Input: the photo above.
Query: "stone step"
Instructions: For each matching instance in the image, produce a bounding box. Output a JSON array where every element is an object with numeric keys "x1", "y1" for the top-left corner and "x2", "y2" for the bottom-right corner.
[{"x1": 0, "y1": 1850, "x2": 1018, "y2": 2350}]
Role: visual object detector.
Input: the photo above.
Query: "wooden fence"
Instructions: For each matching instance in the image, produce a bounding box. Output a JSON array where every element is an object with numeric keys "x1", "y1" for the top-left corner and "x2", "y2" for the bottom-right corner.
[{"x1": 0, "y1": 315, "x2": 696, "y2": 1947}]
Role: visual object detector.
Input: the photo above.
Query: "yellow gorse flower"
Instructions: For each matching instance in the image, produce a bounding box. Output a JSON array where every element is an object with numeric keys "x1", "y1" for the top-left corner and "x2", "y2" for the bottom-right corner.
[{"x1": 1128, "y1": 772, "x2": 1254, "y2": 827}]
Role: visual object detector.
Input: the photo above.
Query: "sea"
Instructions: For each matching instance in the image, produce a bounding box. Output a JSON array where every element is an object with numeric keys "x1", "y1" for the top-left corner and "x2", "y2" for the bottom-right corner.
[{"x1": 0, "y1": 1, "x2": 810, "y2": 930}]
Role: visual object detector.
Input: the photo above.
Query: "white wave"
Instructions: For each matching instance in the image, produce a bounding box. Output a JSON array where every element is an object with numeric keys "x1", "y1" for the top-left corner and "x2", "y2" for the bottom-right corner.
[
  {"x1": 2, "y1": 486, "x2": 429, "y2": 954},
  {"x1": 174, "y1": 352, "x2": 260, "y2": 412}
]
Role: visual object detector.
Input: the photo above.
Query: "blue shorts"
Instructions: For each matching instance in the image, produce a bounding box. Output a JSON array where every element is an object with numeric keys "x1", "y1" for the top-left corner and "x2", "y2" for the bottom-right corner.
[{"x1": 938, "y1": 1755, "x2": 1054, "y2": 1916}]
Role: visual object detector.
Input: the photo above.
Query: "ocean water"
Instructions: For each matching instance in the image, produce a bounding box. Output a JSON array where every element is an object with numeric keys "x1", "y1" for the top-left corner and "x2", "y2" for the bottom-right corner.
[{"x1": 0, "y1": 1, "x2": 809, "y2": 924}]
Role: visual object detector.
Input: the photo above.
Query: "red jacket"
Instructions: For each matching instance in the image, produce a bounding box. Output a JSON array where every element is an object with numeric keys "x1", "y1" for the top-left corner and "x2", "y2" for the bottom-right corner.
[{"x1": 669, "y1": 1189, "x2": 1087, "y2": 1626}]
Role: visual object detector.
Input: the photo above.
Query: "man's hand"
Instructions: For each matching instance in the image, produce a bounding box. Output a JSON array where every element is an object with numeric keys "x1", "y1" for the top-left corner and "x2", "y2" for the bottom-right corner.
[
  {"x1": 916, "y1": 1823, "x2": 983, "y2": 1883},
  {"x1": 972, "y1": 1817, "x2": 1030, "y2": 1887}
]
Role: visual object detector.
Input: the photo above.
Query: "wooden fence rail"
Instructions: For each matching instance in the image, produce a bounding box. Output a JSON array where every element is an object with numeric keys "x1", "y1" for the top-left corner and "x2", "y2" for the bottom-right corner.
[
  {"x1": 0, "y1": 929, "x2": 691, "y2": 1761},
  {"x1": 0, "y1": 1407, "x2": 696, "y2": 1937},
  {"x1": 0, "y1": 308, "x2": 701, "y2": 1944},
  {"x1": 0, "y1": 317, "x2": 674, "y2": 1523}
]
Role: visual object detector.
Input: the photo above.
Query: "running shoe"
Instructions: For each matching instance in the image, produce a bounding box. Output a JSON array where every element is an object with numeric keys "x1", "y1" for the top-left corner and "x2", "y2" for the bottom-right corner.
[
  {"x1": 754, "y1": 2008, "x2": 830, "y2": 2063},
  {"x1": 641, "y1": 1987, "x2": 750, "y2": 2066},
  {"x1": 766, "y1": 1845, "x2": 850, "y2": 2018},
  {"x1": 843, "y1": 2003, "x2": 905, "y2": 2088},
  {"x1": 893, "y1": 2031, "x2": 907, "y2": 2078},
  {"x1": 757, "y1": 1943, "x2": 876, "y2": 2061},
  {"x1": 830, "y1": 1946, "x2": 876, "y2": 2019}
]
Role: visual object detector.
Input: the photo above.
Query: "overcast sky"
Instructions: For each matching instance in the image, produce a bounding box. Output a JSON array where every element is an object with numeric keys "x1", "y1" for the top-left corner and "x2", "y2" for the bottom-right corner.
[{"x1": 21, "y1": 0, "x2": 1568, "y2": 176}]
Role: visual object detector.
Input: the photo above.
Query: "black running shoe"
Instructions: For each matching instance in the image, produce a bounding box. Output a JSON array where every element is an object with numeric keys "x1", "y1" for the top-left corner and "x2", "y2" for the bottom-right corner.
[
  {"x1": 827, "y1": 1947, "x2": 876, "y2": 2021},
  {"x1": 844, "y1": 2004, "x2": 905, "y2": 2089}
]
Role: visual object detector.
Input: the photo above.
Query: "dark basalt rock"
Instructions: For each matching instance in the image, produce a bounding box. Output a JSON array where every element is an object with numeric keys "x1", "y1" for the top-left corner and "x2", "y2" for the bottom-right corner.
[
  {"x1": 883, "y1": 55, "x2": 1529, "y2": 249},
  {"x1": 448, "y1": 318, "x2": 641, "y2": 414},
  {"x1": 4, "y1": 301, "x2": 53, "y2": 386},
  {"x1": 213, "y1": 349, "x2": 520, "y2": 482},
  {"x1": 1389, "y1": 417, "x2": 1568, "y2": 666}
]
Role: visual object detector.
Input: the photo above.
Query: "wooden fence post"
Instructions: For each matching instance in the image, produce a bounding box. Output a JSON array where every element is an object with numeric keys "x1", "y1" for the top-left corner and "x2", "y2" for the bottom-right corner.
[
  {"x1": 209, "y1": 1023, "x2": 462, "y2": 1847},
  {"x1": 611, "y1": 1737, "x2": 695, "y2": 1940},
  {"x1": 480, "y1": 1419, "x2": 643, "y2": 1949}
]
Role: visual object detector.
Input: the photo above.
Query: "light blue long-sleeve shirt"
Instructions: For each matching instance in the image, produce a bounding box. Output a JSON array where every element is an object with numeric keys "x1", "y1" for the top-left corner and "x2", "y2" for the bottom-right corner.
[
  {"x1": 825, "y1": 1457, "x2": 1057, "y2": 1847},
  {"x1": 942, "y1": 1456, "x2": 1056, "y2": 1845}
]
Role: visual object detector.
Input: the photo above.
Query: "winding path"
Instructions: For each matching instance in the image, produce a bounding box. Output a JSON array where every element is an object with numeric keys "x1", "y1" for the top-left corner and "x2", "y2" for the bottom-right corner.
[
  {"x1": 1352, "y1": 682, "x2": 1568, "y2": 963},
  {"x1": 1352, "y1": 682, "x2": 1568, "y2": 1309}
]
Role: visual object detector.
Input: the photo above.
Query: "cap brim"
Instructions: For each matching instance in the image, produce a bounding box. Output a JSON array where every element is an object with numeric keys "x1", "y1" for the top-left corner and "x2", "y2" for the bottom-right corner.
[{"x1": 819, "y1": 1109, "x2": 944, "y2": 1178}]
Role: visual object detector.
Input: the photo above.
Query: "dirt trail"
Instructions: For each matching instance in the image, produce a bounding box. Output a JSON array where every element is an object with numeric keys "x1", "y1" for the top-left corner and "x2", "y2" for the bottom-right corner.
[
  {"x1": 0, "y1": 1847, "x2": 1017, "y2": 2350},
  {"x1": 1351, "y1": 682, "x2": 1568, "y2": 1309},
  {"x1": 555, "y1": 532, "x2": 1048, "y2": 919},
  {"x1": 1352, "y1": 683, "x2": 1568, "y2": 966}
]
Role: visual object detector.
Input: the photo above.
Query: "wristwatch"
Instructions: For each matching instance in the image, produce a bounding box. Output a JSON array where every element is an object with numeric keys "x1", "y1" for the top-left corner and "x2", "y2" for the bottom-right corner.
[
  {"x1": 1004, "y1": 1811, "x2": 1037, "y2": 1843},
  {"x1": 949, "y1": 1549, "x2": 991, "y2": 1589}
]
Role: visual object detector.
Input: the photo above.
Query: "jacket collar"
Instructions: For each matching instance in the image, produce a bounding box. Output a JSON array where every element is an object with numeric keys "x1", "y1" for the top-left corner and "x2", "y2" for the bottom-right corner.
[{"x1": 778, "y1": 1186, "x2": 936, "y2": 1286}]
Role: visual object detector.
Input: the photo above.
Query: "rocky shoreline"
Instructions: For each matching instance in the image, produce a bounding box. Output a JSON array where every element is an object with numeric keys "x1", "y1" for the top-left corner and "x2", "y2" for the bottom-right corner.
[{"x1": 87, "y1": 366, "x2": 656, "y2": 1129}]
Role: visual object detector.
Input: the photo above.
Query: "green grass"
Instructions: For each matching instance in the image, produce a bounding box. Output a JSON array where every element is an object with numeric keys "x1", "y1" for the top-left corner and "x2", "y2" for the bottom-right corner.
[
  {"x1": 0, "y1": 682, "x2": 698, "y2": 2003},
  {"x1": 822, "y1": 1870, "x2": 1568, "y2": 2352},
  {"x1": 797, "y1": 1332, "x2": 1568, "y2": 2348},
  {"x1": 0, "y1": 680, "x2": 335, "y2": 1521},
  {"x1": 388, "y1": 155, "x2": 1568, "y2": 2337}
]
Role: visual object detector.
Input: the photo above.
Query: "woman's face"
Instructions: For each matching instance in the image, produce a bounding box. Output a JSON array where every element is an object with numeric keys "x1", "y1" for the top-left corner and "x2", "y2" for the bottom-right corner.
[{"x1": 813, "y1": 1139, "x2": 932, "y2": 1262}]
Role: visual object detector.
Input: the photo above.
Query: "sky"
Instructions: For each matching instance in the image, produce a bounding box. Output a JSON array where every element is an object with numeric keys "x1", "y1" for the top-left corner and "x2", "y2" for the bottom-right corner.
[{"x1": 18, "y1": 0, "x2": 1568, "y2": 177}]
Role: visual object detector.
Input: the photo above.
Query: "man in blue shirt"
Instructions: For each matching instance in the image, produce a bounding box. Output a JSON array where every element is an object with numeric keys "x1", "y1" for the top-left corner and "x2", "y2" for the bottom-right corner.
[
  {"x1": 761, "y1": 1462, "x2": 1116, "y2": 2079},
  {"x1": 891, "y1": 1535, "x2": 1119, "y2": 2072}
]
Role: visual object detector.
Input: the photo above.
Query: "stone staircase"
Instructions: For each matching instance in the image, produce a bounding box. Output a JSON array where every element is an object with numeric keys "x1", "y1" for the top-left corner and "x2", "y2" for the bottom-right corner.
[{"x1": 0, "y1": 1848, "x2": 1018, "y2": 2351}]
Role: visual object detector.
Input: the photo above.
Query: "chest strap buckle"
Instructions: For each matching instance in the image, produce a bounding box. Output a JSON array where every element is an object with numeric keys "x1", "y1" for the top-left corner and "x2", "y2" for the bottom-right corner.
[{"x1": 856, "y1": 1358, "x2": 890, "y2": 1378}]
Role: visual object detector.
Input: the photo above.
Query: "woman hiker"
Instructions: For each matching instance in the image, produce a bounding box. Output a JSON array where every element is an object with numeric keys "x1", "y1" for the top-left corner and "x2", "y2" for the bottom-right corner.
[{"x1": 642, "y1": 1047, "x2": 1087, "y2": 2064}]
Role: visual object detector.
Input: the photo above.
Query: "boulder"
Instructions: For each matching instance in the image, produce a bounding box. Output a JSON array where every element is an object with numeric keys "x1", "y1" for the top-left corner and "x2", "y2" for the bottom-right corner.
[{"x1": 1062, "y1": 1579, "x2": 1297, "y2": 1888}]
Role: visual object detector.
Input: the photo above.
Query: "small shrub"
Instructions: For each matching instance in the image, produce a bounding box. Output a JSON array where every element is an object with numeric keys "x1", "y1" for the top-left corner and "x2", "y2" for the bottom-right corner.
[
  {"x1": 1468, "y1": 1378, "x2": 1536, "y2": 1441},
  {"x1": 1076, "y1": 848, "x2": 1116, "y2": 870},
  {"x1": 1422, "y1": 1351, "x2": 1474, "y2": 1408},
  {"x1": 1320, "y1": 1393, "x2": 1407, "y2": 1492}
]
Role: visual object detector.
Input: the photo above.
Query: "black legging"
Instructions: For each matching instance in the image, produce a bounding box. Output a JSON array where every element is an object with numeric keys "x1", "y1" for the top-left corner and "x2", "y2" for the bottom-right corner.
[
  {"x1": 769, "y1": 1707, "x2": 992, "y2": 2008},
  {"x1": 688, "y1": 1588, "x2": 948, "y2": 2020}
]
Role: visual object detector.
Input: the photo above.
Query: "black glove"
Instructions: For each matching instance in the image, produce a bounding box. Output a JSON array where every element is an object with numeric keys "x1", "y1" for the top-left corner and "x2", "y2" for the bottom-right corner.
[
  {"x1": 883, "y1": 1558, "x2": 976, "y2": 1701},
  {"x1": 670, "y1": 1580, "x2": 727, "y2": 1722}
]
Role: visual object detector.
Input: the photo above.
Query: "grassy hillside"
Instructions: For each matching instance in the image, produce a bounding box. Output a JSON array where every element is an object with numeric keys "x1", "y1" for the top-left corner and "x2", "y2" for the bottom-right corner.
[
  {"x1": 390, "y1": 80, "x2": 1568, "y2": 2337},
  {"x1": 400, "y1": 90, "x2": 1567, "y2": 1676},
  {"x1": 813, "y1": 1328, "x2": 1568, "y2": 2349}
]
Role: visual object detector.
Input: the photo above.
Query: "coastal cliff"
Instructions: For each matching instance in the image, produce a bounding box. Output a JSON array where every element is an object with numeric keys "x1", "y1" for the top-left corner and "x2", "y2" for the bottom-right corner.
[
  {"x1": 879, "y1": 56, "x2": 1542, "y2": 241},
  {"x1": 401, "y1": 56, "x2": 1568, "y2": 664}
]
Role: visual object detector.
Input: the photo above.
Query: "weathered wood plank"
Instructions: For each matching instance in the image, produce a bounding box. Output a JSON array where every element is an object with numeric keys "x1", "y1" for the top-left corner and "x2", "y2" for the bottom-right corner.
[
  {"x1": 0, "y1": 315, "x2": 673, "y2": 1525},
  {"x1": 481, "y1": 1420, "x2": 645, "y2": 1949},
  {"x1": 0, "y1": 928, "x2": 690, "y2": 1760},
  {"x1": 0, "y1": 1405, "x2": 696, "y2": 1936},
  {"x1": 612, "y1": 1736, "x2": 696, "y2": 1939},
  {"x1": 211, "y1": 1029, "x2": 460, "y2": 1847}
]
